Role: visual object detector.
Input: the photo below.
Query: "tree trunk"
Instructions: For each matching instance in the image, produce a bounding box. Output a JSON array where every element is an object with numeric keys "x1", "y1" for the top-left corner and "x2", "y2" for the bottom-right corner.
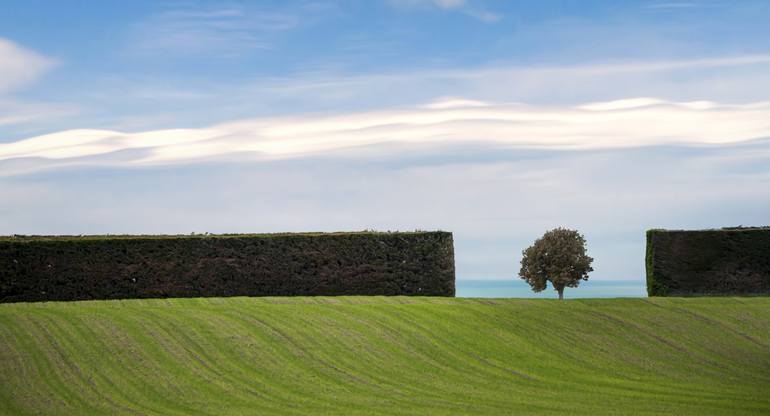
[{"x1": 557, "y1": 287, "x2": 564, "y2": 300}]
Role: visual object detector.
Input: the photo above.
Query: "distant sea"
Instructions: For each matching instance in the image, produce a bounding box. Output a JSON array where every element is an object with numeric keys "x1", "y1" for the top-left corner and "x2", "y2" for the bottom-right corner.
[{"x1": 456, "y1": 279, "x2": 647, "y2": 298}]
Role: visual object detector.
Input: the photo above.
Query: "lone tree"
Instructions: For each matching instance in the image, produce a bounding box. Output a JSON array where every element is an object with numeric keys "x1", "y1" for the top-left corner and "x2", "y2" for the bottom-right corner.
[{"x1": 519, "y1": 228, "x2": 593, "y2": 300}]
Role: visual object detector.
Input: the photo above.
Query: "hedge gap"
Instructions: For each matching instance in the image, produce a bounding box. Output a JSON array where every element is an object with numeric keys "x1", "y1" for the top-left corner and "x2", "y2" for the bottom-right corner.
[
  {"x1": 0, "y1": 231, "x2": 455, "y2": 302},
  {"x1": 646, "y1": 228, "x2": 770, "y2": 296}
]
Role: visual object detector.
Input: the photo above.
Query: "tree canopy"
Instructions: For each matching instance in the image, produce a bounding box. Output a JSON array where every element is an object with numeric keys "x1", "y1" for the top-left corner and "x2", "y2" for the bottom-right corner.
[{"x1": 519, "y1": 228, "x2": 593, "y2": 300}]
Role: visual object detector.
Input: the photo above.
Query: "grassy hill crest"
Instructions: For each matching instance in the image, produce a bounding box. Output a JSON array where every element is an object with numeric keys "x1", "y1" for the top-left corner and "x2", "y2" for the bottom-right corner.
[{"x1": 1, "y1": 297, "x2": 769, "y2": 415}]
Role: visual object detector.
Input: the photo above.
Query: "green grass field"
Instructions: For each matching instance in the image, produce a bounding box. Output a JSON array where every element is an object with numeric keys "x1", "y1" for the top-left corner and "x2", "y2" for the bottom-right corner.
[{"x1": 1, "y1": 297, "x2": 769, "y2": 415}]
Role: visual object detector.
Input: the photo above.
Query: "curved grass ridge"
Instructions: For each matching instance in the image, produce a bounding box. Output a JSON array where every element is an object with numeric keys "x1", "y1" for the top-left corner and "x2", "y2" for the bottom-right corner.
[{"x1": 1, "y1": 297, "x2": 769, "y2": 415}]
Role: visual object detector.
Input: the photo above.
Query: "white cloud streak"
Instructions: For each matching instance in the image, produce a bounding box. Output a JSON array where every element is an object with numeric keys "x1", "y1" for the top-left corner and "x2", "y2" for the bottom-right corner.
[{"x1": 1, "y1": 97, "x2": 770, "y2": 175}]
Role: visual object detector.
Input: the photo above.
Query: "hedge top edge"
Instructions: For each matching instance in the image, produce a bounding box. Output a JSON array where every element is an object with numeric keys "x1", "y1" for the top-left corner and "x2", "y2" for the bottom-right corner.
[
  {"x1": 0, "y1": 230, "x2": 452, "y2": 242},
  {"x1": 647, "y1": 226, "x2": 770, "y2": 233}
]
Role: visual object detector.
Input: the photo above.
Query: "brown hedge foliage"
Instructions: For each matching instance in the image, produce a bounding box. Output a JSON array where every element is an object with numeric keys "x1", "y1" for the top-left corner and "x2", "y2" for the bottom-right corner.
[
  {"x1": 0, "y1": 232, "x2": 455, "y2": 302},
  {"x1": 646, "y1": 228, "x2": 770, "y2": 296}
]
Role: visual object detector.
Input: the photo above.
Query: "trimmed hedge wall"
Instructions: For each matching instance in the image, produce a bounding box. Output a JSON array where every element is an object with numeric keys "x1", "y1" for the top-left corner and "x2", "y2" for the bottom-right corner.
[
  {"x1": 0, "y1": 232, "x2": 455, "y2": 303},
  {"x1": 646, "y1": 228, "x2": 770, "y2": 296}
]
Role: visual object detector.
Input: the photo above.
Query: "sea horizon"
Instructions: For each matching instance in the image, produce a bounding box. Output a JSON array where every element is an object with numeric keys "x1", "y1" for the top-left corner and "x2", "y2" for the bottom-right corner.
[{"x1": 456, "y1": 279, "x2": 647, "y2": 298}]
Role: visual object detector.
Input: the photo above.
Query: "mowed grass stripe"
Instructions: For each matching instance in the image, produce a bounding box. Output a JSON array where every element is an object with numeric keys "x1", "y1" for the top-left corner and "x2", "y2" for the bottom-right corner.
[
  {"x1": 23, "y1": 308, "x2": 197, "y2": 415},
  {"x1": 388, "y1": 302, "x2": 728, "y2": 410},
  {"x1": 1, "y1": 297, "x2": 769, "y2": 415}
]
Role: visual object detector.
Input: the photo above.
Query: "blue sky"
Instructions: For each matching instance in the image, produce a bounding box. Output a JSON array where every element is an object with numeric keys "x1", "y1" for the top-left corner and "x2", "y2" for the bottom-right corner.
[{"x1": 1, "y1": 1, "x2": 770, "y2": 284}]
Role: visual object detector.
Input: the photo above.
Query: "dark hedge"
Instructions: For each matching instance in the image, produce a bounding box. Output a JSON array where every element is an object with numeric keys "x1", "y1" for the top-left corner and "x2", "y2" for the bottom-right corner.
[
  {"x1": 646, "y1": 228, "x2": 770, "y2": 296},
  {"x1": 0, "y1": 232, "x2": 455, "y2": 303}
]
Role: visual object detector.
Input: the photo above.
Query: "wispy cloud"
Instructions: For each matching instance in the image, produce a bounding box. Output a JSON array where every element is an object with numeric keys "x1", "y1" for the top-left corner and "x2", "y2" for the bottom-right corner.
[
  {"x1": 0, "y1": 100, "x2": 79, "y2": 130},
  {"x1": 129, "y1": 5, "x2": 302, "y2": 57},
  {"x1": 121, "y1": 53, "x2": 770, "y2": 105},
  {"x1": 643, "y1": 2, "x2": 702, "y2": 10},
  {"x1": 2, "y1": 97, "x2": 769, "y2": 175},
  {"x1": 388, "y1": 0, "x2": 501, "y2": 22},
  {"x1": 220, "y1": 53, "x2": 770, "y2": 111},
  {"x1": 0, "y1": 39, "x2": 78, "y2": 134},
  {"x1": 389, "y1": 0, "x2": 467, "y2": 10},
  {"x1": 0, "y1": 38, "x2": 56, "y2": 94}
]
